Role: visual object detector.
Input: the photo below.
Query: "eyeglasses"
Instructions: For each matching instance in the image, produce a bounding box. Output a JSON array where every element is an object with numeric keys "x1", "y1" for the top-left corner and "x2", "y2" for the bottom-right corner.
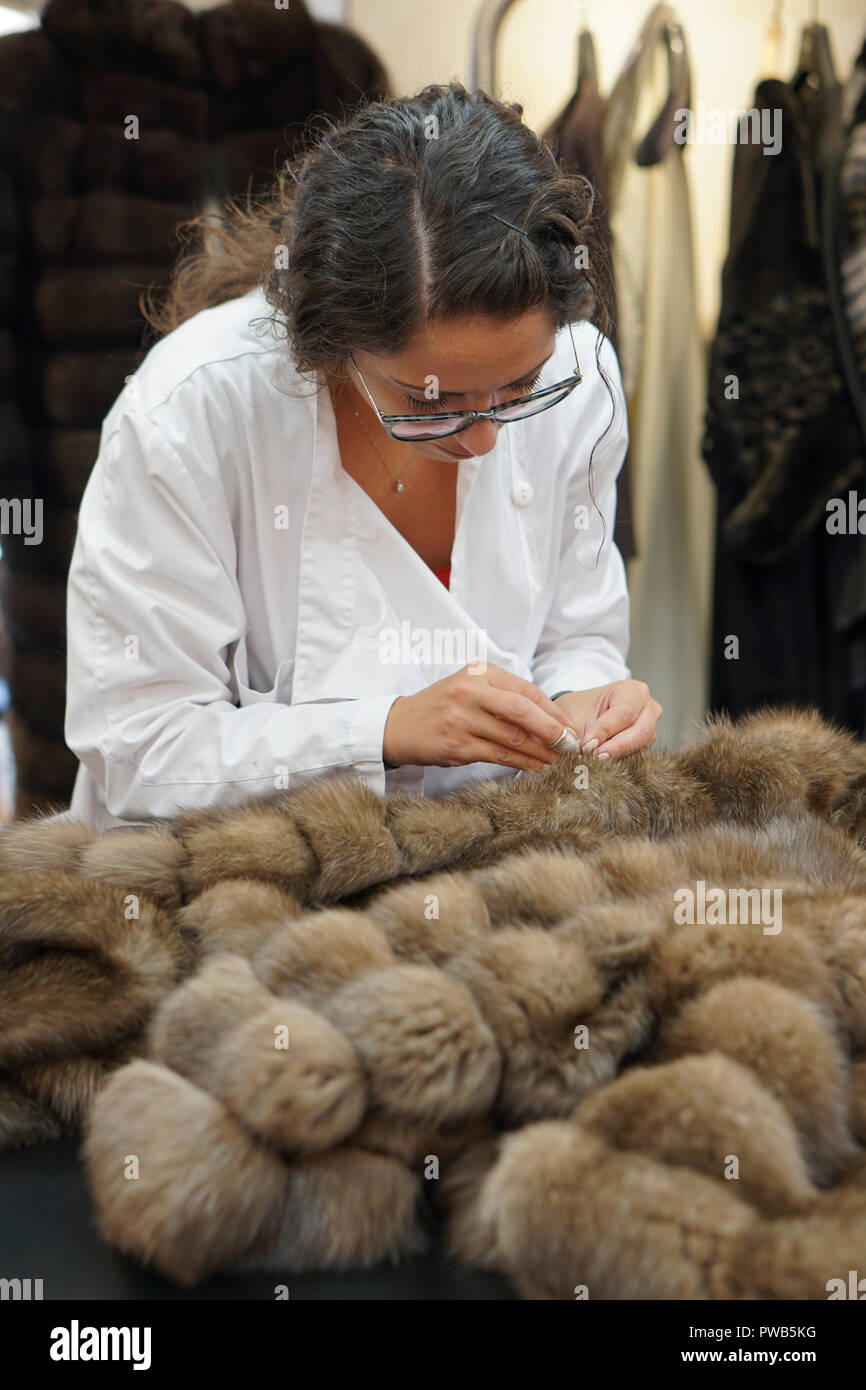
[{"x1": 348, "y1": 322, "x2": 583, "y2": 441}]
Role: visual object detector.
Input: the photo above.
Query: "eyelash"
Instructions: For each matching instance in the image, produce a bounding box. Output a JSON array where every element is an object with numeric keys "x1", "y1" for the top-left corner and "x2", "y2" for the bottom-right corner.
[{"x1": 404, "y1": 370, "x2": 544, "y2": 413}]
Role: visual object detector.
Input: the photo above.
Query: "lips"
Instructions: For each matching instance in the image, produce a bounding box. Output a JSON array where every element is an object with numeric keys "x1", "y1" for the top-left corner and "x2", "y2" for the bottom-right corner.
[{"x1": 439, "y1": 442, "x2": 474, "y2": 458}]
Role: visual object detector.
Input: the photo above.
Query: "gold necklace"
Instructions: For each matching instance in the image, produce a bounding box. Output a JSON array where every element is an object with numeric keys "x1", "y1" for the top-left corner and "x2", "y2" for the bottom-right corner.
[{"x1": 350, "y1": 402, "x2": 417, "y2": 493}]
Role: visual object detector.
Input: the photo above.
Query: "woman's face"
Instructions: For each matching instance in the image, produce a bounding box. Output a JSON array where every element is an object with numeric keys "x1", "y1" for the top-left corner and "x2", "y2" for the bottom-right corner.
[{"x1": 346, "y1": 307, "x2": 558, "y2": 461}]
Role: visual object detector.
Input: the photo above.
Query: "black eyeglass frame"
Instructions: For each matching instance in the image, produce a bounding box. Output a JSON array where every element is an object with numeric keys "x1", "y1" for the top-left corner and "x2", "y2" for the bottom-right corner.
[{"x1": 348, "y1": 321, "x2": 583, "y2": 441}]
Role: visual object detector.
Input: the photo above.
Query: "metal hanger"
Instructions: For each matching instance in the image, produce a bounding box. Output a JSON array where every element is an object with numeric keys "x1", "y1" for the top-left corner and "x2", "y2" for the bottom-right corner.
[
  {"x1": 634, "y1": 17, "x2": 690, "y2": 167},
  {"x1": 758, "y1": 0, "x2": 785, "y2": 80},
  {"x1": 575, "y1": 0, "x2": 598, "y2": 90},
  {"x1": 470, "y1": 0, "x2": 522, "y2": 93},
  {"x1": 576, "y1": 29, "x2": 598, "y2": 90},
  {"x1": 792, "y1": 2, "x2": 837, "y2": 93}
]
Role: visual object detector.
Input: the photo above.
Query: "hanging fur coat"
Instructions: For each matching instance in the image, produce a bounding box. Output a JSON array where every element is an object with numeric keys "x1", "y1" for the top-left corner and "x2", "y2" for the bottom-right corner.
[
  {"x1": 0, "y1": 0, "x2": 389, "y2": 817},
  {"x1": 703, "y1": 60, "x2": 866, "y2": 734},
  {"x1": 2, "y1": 704, "x2": 866, "y2": 1297}
]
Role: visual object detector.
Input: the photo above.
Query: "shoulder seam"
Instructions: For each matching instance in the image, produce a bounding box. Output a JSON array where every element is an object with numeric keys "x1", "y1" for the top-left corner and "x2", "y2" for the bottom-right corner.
[{"x1": 104, "y1": 339, "x2": 287, "y2": 441}]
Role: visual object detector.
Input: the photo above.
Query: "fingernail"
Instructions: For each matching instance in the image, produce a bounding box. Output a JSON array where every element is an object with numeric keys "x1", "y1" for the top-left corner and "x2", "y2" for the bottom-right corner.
[
  {"x1": 583, "y1": 738, "x2": 599, "y2": 753},
  {"x1": 598, "y1": 751, "x2": 610, "y2": 760}
]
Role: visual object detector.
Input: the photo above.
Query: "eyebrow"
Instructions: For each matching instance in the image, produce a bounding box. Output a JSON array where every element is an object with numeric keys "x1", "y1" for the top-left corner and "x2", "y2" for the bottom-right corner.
[{"x1": 388, "y1": 351, "x2": 554, "y2": 396}]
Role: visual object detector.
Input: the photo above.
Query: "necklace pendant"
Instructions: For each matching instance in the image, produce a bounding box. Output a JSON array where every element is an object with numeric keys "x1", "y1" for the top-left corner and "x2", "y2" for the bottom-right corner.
[{"x1": 394, "y1": 479, "x2": 405, "y2": 492}]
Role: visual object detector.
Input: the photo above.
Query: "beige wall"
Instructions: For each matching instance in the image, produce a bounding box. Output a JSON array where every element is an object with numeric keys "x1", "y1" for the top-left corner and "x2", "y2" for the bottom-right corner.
[{"x1": 347, "y1": 0, "x2": 865, "y2": 338}]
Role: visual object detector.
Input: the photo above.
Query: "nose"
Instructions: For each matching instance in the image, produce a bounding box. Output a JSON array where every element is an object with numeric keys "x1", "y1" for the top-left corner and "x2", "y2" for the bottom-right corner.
[{"x1": 458, "y1": 415, "x2": 501, "y2": 456}]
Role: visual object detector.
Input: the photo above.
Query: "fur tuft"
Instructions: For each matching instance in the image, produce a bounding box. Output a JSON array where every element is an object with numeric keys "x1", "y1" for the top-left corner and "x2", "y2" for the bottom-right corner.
[
  {"x1": 447, "y1": 928, "x2": 607, "y2": 1121},
  {"x1": 79, "y1": 828, "x2": 187, "y2": 912},
  {"x1": 575, "y1": 1052, "x2": 818, "y2": 1216},
  {"x1": 323, "y1": 964, "x2": 502, "y2": 1127},
  {"x1": 177, "y1": 878, "x2": 301, "y2": 960},
  {"x1": 82, "y1": 1059, "x2": 296, "y2": 1286},
  {"x1": 252, "y1": 909, "x2": 393, "y2": 1008},
  {"x1": 384, "y1": 794, "x2": 493, "y2": 874},
  {"x1": 0, "y1": 816, "x2": 99, "y2": 875},
  {"x1": 656, "y1": 978, "x2": 855, "y2": 1185},
  {"x1": 366, "y1": 873, "x2": 490, "y2": 963},
  {"x1": 280, "y1": 778, "x2": 402, "y2": 900},
  {"x1": 0, "y1": 872, "x2": 188, "y2": 1069}
]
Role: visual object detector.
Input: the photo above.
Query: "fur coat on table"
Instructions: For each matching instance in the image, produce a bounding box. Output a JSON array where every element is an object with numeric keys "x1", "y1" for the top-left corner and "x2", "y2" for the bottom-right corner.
[
  {"x1": 3, "y1": 706, "x2": 866, "y2": 1297},
  {"x1": 0, "y1": 0, "x2": 388, "y2": 815}
]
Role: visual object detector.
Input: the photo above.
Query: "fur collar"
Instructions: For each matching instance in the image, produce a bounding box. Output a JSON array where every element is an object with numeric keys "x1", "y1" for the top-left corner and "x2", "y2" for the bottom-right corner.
[{"x1": 40, "y1": 0, "x2": 317, "y2": 88}]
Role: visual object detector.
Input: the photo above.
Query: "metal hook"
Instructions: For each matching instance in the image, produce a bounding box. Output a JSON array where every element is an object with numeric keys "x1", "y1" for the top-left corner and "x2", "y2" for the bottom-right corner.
[{"x1": 760, "y1": 0, "x2": 785, "y2": 77}]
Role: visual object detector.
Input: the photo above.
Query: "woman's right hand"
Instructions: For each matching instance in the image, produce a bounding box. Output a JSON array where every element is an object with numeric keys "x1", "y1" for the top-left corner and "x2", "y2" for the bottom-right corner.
[{"x1": 382, "y1": 662, "x2": 581, "y2": 772}]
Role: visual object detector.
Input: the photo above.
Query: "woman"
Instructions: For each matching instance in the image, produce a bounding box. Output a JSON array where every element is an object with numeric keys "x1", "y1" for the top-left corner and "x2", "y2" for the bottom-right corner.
[{"x1": 65, "y1": 83, "x2": 661, "y2": 828}]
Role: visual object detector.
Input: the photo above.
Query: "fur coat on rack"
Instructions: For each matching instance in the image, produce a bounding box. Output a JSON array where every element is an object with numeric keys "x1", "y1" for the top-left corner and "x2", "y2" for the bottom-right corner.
[
  {"x1": 2, "y1": 705, "x2": 866, "y2": 1298},
  {"x1": 703, "y1": 59, "x2": 866, "y2": 734}
]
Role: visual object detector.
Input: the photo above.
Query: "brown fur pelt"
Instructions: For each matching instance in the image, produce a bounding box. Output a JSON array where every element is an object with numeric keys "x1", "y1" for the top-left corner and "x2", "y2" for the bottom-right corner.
[{"x1": 3, "y1": 705, "x2": 866, "y2": 1295}]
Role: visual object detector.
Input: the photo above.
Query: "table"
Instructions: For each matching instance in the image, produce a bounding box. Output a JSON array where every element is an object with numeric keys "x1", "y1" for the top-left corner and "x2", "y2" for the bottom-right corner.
[{"x1": 0, "y1": 1137, "x2": 518, "y2": 1300}]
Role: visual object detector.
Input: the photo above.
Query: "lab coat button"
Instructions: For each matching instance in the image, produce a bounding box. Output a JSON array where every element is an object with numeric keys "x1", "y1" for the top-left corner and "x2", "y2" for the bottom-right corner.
[{"x1": 512, "y1": 480, "x2": 533, "y2": 507}]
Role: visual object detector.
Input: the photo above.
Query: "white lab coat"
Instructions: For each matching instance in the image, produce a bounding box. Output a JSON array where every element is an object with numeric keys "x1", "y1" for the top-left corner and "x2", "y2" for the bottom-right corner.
[{"x1": 65, "y1": 286, "x2": 631, "y2": 828}]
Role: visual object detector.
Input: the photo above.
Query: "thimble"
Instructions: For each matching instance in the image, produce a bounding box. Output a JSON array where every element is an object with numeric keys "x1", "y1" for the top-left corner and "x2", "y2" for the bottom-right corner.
[{"x1": 549, "y1": 727, "x2": 582, "y2": 754}]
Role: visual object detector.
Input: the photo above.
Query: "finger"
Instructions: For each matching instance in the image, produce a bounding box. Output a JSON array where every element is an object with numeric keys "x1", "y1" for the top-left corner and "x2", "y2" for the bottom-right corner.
[
  {"x1": 594, "y1": 706, "x2": 659, "y2": 758},
  {"x1": 594, "y1": 690, "x2": 612, "y2": 719},
  {"x1": 460, "y1": 736, "x2": 557, "y2": 774},
  {"x1": 582, "y1": 690, "x2": 647, "y2": 751},
  {"x1": 468, "y1": 713, "x2": 561, "y2": 764},
  {"x1": 480, "y1": 665, "x2": 579, "y2": 734},
  {"x1": 481, "y1": 680, "x2": 578, "y2": 747}
]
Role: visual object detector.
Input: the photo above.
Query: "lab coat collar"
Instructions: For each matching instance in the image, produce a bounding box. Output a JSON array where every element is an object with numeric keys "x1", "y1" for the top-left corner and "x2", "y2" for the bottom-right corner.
[{"x1": 291, "y1": 381, "x2": 535, "y2": 705}]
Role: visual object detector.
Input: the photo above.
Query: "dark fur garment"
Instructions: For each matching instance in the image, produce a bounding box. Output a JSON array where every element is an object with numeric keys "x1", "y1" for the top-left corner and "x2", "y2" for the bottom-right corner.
[{"x1": 3, "y1": 705, "x2": 866, "y2": 1296}]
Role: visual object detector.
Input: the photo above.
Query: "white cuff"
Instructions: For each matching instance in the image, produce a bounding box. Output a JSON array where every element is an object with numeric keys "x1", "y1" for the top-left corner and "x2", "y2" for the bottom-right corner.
[{"x1": 349, "y1": 693, "x2": 404, "y2": 794}]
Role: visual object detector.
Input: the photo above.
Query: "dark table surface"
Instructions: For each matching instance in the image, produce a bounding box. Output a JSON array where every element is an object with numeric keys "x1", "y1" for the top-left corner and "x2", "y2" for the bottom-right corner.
[{"x1": 0, "y1": 1138, "x2": 517, "y2": 1301}]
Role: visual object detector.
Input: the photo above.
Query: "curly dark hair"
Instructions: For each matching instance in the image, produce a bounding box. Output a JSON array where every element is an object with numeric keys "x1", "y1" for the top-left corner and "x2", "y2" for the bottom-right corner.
[
  {"x1": 142, "y1": 82, "x2": 617, "y2": 558},
  {"x1": 142, "y1": 81, "x2": 614, "y2": 387}
]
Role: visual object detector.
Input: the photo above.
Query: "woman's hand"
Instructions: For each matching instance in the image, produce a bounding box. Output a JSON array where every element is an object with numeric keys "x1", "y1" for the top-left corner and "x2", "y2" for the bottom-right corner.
[
  {"x1": 383, "y1": 662, "x2": 581, "y2": 772},
  {"x1": 553, "y1": 680, "x2": 663, "y2": 759}
]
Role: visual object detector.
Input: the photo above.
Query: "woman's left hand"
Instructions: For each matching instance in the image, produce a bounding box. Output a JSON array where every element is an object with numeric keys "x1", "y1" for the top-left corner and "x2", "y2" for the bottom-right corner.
[{"x1": 553, "y1": 680, "x2": 663, "y2": 759}]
